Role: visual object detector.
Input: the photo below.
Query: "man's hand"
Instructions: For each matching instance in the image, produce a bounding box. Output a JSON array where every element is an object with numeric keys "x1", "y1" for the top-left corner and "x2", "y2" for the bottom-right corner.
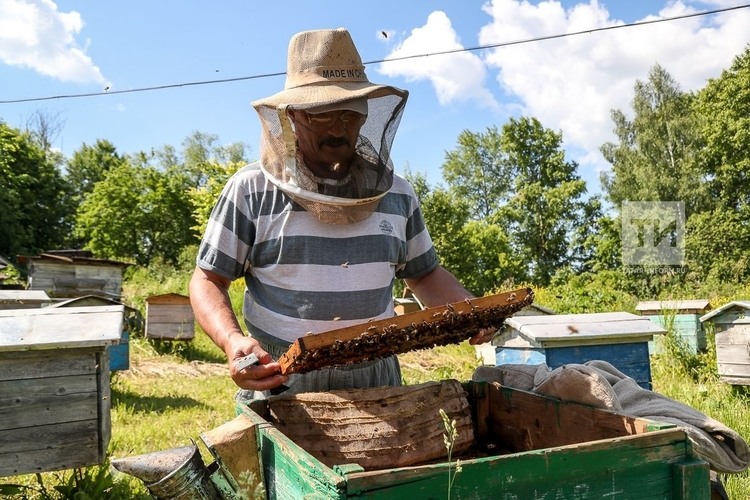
[{"x1": 226, "y1": 335, "x2": 289, "y2": 391}]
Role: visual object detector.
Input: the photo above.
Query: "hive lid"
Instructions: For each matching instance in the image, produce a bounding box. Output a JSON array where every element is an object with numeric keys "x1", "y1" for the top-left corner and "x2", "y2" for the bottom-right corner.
[
  {"x1": 0, "y1": 305, "x2": 124, "y2": 351},
  {"x1": 500, "y1": 311, "x2": 667, "y2": 348}
]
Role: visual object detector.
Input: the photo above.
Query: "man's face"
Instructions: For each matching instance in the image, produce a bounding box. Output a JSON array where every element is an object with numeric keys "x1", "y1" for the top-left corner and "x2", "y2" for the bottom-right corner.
[{"x1": 288, "y1": 108, "x2": 366, "y2": 178}]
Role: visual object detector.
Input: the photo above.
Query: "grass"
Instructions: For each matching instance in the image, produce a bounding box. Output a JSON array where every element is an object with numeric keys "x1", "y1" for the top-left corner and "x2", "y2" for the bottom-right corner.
[{"x1": 3, "y1": 284, "x2": 749, "y2": 498}]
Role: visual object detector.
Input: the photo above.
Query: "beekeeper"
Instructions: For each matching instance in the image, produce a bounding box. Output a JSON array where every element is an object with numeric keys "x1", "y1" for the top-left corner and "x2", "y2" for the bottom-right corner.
[{"x1": 190, "y1": 28, "x2": 488, "y2": 403}]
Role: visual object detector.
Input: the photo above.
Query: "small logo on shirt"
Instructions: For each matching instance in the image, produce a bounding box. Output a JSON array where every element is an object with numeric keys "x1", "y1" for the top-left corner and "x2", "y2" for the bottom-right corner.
[{"x1": 379, "y1": 220, "x2": 394, "y2": 234}]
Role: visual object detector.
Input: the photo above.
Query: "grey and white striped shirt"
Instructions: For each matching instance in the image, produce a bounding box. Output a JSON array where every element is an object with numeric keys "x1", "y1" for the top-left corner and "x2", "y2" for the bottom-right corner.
[{"x1": 196, "y1": 162, "x2": 438, "y2": 347}]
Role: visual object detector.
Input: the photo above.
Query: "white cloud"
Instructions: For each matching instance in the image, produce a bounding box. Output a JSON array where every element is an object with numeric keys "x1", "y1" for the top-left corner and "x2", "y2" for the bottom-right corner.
[
  {"x1": 478, "y1": 0, "x2": 750, "y2": 177},
  {"x1": 0, "y1": 0, "x2": 106, "y2": 83},
  {"x1": 377, "y1": 11, "x2": 500, "y2": 111}
]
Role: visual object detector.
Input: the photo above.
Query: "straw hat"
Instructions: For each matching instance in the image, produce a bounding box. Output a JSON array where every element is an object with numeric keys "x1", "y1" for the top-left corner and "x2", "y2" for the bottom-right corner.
[
  {"x1": 252, "y1": 28, "x2": 409, "y2": 224},
  {"x1": 252, "y1": 28, "x2": 406, "y2": 112}
]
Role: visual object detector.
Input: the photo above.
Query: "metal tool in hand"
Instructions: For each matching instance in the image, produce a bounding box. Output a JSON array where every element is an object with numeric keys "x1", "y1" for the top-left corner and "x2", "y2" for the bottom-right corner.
[{"x1": 235, "y1": 352, "x2": 289, "y2": 395}]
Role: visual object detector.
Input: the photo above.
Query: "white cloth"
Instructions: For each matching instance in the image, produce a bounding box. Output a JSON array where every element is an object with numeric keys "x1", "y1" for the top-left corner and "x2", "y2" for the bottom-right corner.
[{"x1": 473, "y1": 360, "x2": 750, "y2": 474}]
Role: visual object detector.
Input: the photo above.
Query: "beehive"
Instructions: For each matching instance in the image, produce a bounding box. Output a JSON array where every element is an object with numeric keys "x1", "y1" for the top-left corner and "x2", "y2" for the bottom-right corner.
[
  {"x1": 492, "y1": 312, "x2": 666, "y2": 389},
  {"x1": 0, "y1": 305, "x2": 123, "y2": 476},
  {"x1": 240, "y1": 381, "x2": 709, "y2": 499}
]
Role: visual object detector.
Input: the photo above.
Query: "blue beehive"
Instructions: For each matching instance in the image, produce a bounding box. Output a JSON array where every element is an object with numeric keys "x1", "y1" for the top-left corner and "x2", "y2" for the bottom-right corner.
[
  {"x1": 636, "y1": 299, "x2": 711, "y2": 355},
  {"x1": 493, "y1": 312, "x2": 666, "y2": 389}
]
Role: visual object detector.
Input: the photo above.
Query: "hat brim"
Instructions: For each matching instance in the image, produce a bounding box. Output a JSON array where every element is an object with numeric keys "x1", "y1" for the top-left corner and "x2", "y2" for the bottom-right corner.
[{"x1": 252, "y1": 81, "x2": 407, "y2": 111}]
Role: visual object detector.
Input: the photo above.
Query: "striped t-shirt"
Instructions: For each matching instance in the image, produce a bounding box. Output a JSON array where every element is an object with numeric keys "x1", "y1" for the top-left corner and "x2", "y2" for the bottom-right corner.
[{"x1": 196, "y1": 162, "x2": 438, "y2": 346}]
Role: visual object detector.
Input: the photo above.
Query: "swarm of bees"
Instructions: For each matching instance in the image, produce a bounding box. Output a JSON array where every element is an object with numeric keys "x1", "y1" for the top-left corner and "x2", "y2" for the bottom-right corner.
[{"x1": 281, "y1": 288, "x2": 534, "y2": 374}]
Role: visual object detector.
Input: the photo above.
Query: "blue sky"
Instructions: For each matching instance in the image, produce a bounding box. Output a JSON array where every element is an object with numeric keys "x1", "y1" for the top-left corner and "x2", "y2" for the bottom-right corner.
[{"x1": 1, "y1": 0, "x2": 749, "y2": 197}]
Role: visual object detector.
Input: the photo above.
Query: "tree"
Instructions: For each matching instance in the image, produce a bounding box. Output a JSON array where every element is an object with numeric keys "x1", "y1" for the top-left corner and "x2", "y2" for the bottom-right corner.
[
  {"x1": 74, "y1": 161, "x2": 197, "y2": 266},
  {"x1": 694, "y1": 45, "x2": 750, "y2": 211},
  {"x1": 600, "y1": 64, "x2": 706, "y2": 215},
  {"x1": 442, "y1": 127, "x2": 512, "y2": 220},
  {"x1": 405, "y1": 169, "x2": 520, "y2": 296},
  {"x1": 497, "y1": 117, "x2": 592, "y2": 286},
  {"x1": 0, "y1": 121, "x2": 72, "y2": 259},
  {"x1": 66, "y1": 139, "x2": 127, "y2": 202}
]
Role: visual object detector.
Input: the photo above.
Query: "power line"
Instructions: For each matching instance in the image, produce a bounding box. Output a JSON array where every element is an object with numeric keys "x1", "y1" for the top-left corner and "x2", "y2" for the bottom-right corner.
[{"x1": 1, "y1": 3, "x2": 748, "y2": 105}]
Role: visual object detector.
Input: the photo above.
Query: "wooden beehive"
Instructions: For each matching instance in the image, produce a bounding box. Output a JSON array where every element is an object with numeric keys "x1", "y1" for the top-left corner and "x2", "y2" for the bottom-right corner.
[
  {"x1": 636, "y1": 299, "x2": 711, "y2": 354},
  {"x1": 50, "y1": 295, "x2": 141, "y2": 371},
  {"x1": 0, "y1": 305, "x2": 123, "y2": 477},
  {"x1": 0, "y1": 290, "x2": 51, "y2": 310},
  {"x1": 18, "y1": 250, "x2": 130, "y2": 300},
  {"x1": 145, "y1": 293, "x2": 194, "y2": 340},
  {"x1": 239, "y1": 381, "x2": 709, "y2": 499},
  {"x1": 493, "y1": 312, "x2": 666, "y2": 389},
  {"x1": 700, "y1": 301, "x2": 750, "y2": 385}
]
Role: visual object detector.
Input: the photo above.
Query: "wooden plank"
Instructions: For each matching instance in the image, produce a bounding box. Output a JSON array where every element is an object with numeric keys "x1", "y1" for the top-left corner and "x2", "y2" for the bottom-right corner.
[
  {"x1": 146, "y1": 305, "x2": 194, "y2": 323},
  {"x1": 0, "y1": 419, "x2": 99, "y2": 454},
  {"x1": 0, "y1": 349, "x2": 97, "y2": 381},
  {"x1": 200, "y1": 414, "x2": 263, "y2": 494},
  {"x1": 0, "y1": 373, "x2": 97, "y2": 402},
  {"x1": 344, "y1": 430, "x2": 698, "y2": 498},
  {"x1": 0, "y1": 435, "x2": 100, "y2": 477},
  {"x1": 145, "y1": 322, "x2": 195, "y2": 339},
  {"x1": 0, "y1": 392, "x2": 99, "y2": 430},
  {"x1": 97, "y1": 350, "x2": 111, "y2": 461},
  {"x1": 479, "y1": 382, "x2": 661, "y2": 450},
  {"x1": 279, "y1": 287, "x2": 534, "y2": 375},
  {"x1": 0, "y1": 305, "x2": 124, "y2": 351},
  {"x1": 672, "y1": 460, "x2": 711, "y2": 499}
]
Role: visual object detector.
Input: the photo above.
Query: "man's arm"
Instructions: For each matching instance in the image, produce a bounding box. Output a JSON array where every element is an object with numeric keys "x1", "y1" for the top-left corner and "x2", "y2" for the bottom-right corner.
[
  {"x1": 404, "y1": 265, "x2": 494, "y2": 345},
  {"x1": 189, "y1": 267, "x2": 288, "y2": 390}
]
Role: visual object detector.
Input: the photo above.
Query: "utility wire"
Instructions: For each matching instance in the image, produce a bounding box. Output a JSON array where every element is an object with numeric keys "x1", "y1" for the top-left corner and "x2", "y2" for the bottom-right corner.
[{"x1": 1, "y1": 3, "x2": 748, "y2": 105}]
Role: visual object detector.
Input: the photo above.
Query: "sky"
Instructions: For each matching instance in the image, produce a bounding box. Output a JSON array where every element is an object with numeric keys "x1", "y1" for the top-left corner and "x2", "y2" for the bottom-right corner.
[{"x1": 1, "y1": 0, "x2": 749, "y2": 197}]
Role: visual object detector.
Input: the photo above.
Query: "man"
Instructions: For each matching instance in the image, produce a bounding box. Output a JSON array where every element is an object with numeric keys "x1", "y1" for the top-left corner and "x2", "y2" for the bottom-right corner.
[{"x1": 190, "y1": 28, "x2": 488, "y2": 402}]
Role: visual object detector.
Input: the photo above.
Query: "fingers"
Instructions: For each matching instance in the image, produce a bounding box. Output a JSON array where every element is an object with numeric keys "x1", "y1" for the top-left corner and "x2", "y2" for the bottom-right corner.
[{"x1": 232, "y1": 356, "x2": 289, "y2": 391}]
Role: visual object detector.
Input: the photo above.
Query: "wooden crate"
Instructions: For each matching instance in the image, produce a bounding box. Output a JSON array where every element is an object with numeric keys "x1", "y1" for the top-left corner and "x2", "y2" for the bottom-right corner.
[
  {"x1": 493, "y1": 312, "x2": 666, "y2": 389},
  {"x1": 701, "y1": 301, "x2": 750, "y2": 385},
  {"x1": 145, "y1": 293, "x2": 195, "y2": 340},
  {"x1": 0, "y1": 305, "x2": 123, "y2": 477},
  {"x1": 240, "y1": 381, "x2": 709, "y2": 499}
]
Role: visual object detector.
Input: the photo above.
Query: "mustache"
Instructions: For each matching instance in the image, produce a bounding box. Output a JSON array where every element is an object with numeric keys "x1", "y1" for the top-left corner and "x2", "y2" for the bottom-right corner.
[{"x1": 319, "y1": 137, "x2": 350, "y2": 148}]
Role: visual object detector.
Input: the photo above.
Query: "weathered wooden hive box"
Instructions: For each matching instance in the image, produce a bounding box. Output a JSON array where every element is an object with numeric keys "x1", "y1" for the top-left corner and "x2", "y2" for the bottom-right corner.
[
  {"x1": 0, "y1": 290, "x2": 51, "y2": 310},
  {"x1": 0, "y1": 305, "x2": 124, "y2": 477},
  {"x1": 492, "y1": 312, "x2": 666, "y2": 389},
  {"x1": 145, "y1": 293, "x2": 194, "y2": 340},
  {"x1": 636, "y1": 299, "x2": 711, "y2": 354},
  {"x1": 700, "y1": 301, "x2": 750, "y2": 385},
  {"x1": 50, "y1": 295, "x2": 141, "y2": 371},
  {"x1": 18, "y1": 250, "x2": 130, "y2": 300},
  {"x1": 240, "y1": 380, "x2": 709, "y2": 499}
]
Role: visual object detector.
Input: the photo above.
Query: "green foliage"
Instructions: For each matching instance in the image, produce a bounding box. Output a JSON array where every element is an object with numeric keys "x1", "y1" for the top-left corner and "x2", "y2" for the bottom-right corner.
[
  {"x1": 536, "y1": 271, "x2": 638, "y2": 314},
  {"x1": 74, "y1": 160, "x2": 198, "y2": 266},
  {"x1": 189, "y1": 160, "x2": 245, "y2": 236},
  {"x1": 0, "y1": 121, "x2": 73, "y2": 258},
  {"x1": 442, "y1": 126, "x2": 511, "y2": 220},
  {"x1": 695, "y1": 45, "x2": 750, "y2": 210},
  {"x1": 600, "y1": 63, "x2": 706, "y2": 214}
]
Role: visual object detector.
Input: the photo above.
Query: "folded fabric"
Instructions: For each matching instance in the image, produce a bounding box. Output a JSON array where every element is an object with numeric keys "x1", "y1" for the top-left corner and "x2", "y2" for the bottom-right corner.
[{"x1": 472, "y1": 361, "x2": 749, "y2": 474}]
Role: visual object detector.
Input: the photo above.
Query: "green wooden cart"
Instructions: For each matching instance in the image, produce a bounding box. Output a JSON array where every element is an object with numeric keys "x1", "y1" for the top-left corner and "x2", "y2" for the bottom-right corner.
[{"x1": 241, "y1": 381, "x2": 709, "y2": 499}]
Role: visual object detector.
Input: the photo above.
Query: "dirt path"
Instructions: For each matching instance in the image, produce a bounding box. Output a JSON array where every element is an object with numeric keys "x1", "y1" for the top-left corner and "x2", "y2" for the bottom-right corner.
[{"x1": 117, "y1": 358, "x2": 228, "y2": 378}]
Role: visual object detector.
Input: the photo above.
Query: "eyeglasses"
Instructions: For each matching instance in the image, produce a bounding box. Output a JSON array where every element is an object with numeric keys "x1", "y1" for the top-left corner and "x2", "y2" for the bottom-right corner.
[{"x1": 302, "y1": 110, "x2": 366, "y2": 130}]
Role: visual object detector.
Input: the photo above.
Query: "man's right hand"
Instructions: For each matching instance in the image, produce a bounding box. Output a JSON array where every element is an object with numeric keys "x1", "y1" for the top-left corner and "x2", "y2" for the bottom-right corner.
[{"x1": 226, "y1": 335, "x2": 289, "y2": 391}]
